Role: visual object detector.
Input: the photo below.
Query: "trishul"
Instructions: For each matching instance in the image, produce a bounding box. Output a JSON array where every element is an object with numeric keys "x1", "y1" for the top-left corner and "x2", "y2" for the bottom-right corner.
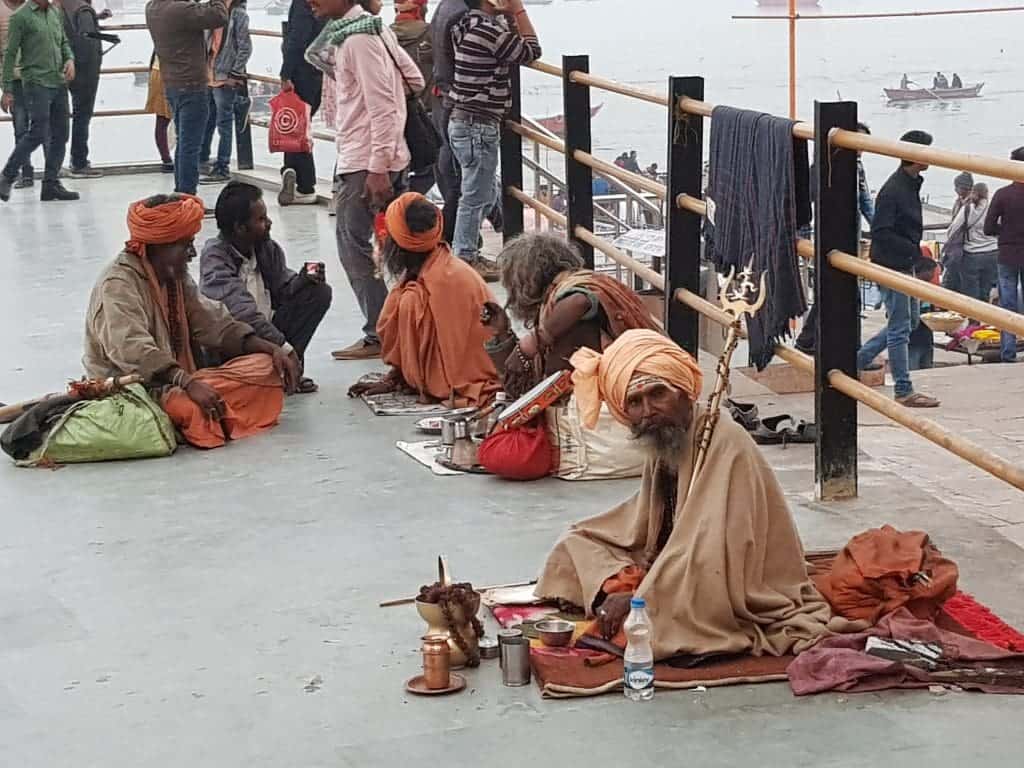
[{"x1": 687, "y1": 264, "x2": 767, "y2": 497}]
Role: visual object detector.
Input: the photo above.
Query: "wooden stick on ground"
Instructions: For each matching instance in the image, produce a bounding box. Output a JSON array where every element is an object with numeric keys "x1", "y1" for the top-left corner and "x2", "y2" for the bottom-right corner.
[{"x1": 378, "y1": 580, "x2": 537, "y2": 608}]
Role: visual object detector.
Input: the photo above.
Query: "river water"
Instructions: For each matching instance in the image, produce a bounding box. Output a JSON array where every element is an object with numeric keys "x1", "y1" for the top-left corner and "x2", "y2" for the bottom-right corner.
[{"x1": 2, "y1": 0, "x2": 1019, "y2": 207}]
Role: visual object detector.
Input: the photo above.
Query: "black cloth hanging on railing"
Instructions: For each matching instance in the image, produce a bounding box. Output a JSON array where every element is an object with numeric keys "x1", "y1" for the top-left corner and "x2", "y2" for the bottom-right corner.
[{"x1": 704, "y1": 106, "x2": 812, "y2": 370}]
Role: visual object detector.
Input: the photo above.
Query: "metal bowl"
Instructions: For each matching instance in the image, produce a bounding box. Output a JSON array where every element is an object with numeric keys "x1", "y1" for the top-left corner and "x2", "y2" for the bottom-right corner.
[{"x1": 535, "y1": 619, "x2": 575, "y2": 648}]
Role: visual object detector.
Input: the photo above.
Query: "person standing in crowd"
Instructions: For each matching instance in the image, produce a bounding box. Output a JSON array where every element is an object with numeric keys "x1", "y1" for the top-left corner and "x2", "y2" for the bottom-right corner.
[
  {"x1": 984, "y1": 146, "x2": 1024, "y2": 364},
  {"x1": 61, "y1": 0, "x2": 106, "y2": 178},
  {"x1": 947, "y1": 182, "x2": 998, "y2": 304},
  {"x1": 144, "y1": 53, "x2": 174, "y2": 172},
  {"x1": 392, "y1": 0, "x2": 433, "y2": 195},
  {"x1": 624, "y1": 150, "x2": 641, "y2": 174},
  {"x1": 201, "y1": 182, "x2": 332, "y2": 392},
  {"x1": 857, "y1": 130, "x2": 940, "y2": 408},
  {"x1": 146, "y1": 0, "x2": 228, "y2": 197},
  {"x1": 304, "y1": 0, "x2": 423, "y2": 361},
  {"x1": 0, "y1": 0, "x2": 78, "y2": 202},
  {"x1": 0, "y1": 0, "x2": 36, "y2": 190},
  {"x1": 278, "y1": 0, "x2": 324, "y2": 205},
  {"x1": 448, "y1": 0, "x2": 540, "y2": 279},
  {"x1": 941, "y1": 171, "x2": 974, "y2": 294},
  {"x1": 199, "y1": 0, "x2": 251, "y2": 184}
]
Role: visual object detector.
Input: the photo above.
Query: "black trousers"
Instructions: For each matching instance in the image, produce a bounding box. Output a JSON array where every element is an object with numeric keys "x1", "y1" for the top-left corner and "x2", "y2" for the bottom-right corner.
[
  {"x1": 2, "y1": 84, "x2": 69, "y2": 184},
  {"x1": 282, "y1": 78, "x2": 322, "y2": 195},
  {"x1": 271, "y1": 278, "x2": 332, "y2": 361},
  {"x1": 69, "y1": 73, "x2": 100, "y2": 170}
]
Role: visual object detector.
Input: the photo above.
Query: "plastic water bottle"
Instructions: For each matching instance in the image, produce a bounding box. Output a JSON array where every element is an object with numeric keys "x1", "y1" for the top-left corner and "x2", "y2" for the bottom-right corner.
[{"x1": 623, "y1": 596, "x2": 654, "y2": 701}]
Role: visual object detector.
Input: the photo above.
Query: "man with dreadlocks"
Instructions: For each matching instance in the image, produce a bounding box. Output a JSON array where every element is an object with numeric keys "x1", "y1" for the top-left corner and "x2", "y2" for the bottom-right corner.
[
  {"x1": 535, "y1": 330, "x2": 832, "y2": 661},
  {"x1": 482, "y1": 233, "x2": 660, "y2": 399},
  {"x1": 83, "y1": 193, "x2": 299, "y2": 449},
  {"x1": 347, "y1": 192, "x2": 500, "y2": 406}
]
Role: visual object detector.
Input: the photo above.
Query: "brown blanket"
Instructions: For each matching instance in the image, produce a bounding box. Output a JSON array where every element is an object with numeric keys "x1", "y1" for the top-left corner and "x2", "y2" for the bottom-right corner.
[{"x1": 535, "y1": 407, "x2": 833, "y2": 661}]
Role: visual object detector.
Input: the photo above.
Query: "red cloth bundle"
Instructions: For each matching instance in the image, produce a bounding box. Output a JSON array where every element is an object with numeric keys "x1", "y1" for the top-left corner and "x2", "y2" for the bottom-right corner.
[{"x1": 478, "y1": 425, "x2": 553, "y2": 481}]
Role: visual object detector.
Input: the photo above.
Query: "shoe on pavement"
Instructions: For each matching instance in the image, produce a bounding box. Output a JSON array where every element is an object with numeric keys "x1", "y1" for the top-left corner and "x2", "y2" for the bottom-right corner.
[
  {"x1": 13, "y1": 176, "x2": 34, "y2": 189},
  {"x1": 0, "y1": 175, "x2": 12, "y2": 202},
  {"x1": 469, "y1": 256, "x2": 501, "y2": 283},
  {"x1": 160, "y1": 162, "x2": 175, "y2": 174},
  {"x1": 292, "y1": 192, "x2": 319, "y2": 205},
  {"x1": 198, "y1": 161, "x2": 214, "y2": 176},
  {"x1": 199, "y1": 170, "x2": 231, "y2": 185},
  {"x1": 278, "y1": 168, "x2": 297, "y2": 206},
  {"x1": 332, "y1": 339, "x2": 382, "y2": 361},
  {"x1": 203, "y1": 207, "x2": 216, "y2": 218},
  {"x1": 68, "y1": 164, "x2": 103, "y2": 179},
  {"x1": 40, "y1": 182, "x2": 79, "y2": 201},
  {"x1": 896, "y1": 392, "x2": 940, "y2": 408}
]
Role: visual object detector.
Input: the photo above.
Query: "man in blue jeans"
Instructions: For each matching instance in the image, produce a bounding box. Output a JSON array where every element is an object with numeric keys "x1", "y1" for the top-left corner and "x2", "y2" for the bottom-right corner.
[
  {"x1": 448, "y1": 0, "x2": 540, "y2": 280},
  {"x1": 984, "y1": 146, "x2": 1024, "y2": 364},
  {"x1": 199, "y1": 0, "x2": 251, "y2": 184},
  {"x1": 147, "y1": 0, "x2": 228, "y2": 197},
  {"x1": 857, "y1": 130, "x2": 940, "y2": 408}
]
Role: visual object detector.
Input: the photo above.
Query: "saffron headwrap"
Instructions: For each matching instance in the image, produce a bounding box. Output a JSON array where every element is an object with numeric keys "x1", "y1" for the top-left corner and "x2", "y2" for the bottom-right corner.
[
  {"x1": 125, "y1": 193, "x2": 205, "y2": 254},
  {"x1": 385, "y1": 192, "x2": 443, "y2": 253},
  {"x1": 569, "y1": 329, "x2": 704, "y2": 429}
]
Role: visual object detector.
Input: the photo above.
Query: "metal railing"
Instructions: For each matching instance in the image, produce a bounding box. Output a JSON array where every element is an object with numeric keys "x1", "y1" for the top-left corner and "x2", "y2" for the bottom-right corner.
[{"x1": 501, "y1": 56, "x2": 1024, "y2": 499}]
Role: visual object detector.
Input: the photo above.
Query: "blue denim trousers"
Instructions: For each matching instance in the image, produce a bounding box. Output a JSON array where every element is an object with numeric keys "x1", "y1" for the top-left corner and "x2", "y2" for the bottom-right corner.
[
  {"x1": 166, "y1": 86, "x2": 210, "y2": 195},
  {"x1": 857, "y1": 286, "x2": 919, "y2": 398},
  {"x1": 9, "y1": 80, "x2": 35, "y2": 179},
  {"x1": 998, "y1": 263, "x2": 1023, "y2": 362},
  {"x1": 448, "y1": 115, "x2": 501, "y2": 261},
  {"x1": 2, "y1": 84, "x2": 69, "y2": 184},
  {"x1": 200, "y1": 85, "x2": 241, "y2": 174}
]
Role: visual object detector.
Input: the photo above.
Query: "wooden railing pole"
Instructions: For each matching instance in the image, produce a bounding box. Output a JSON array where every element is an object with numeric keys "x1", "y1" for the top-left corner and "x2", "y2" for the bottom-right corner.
[
  {"x1": 500, "y1": 66, "x2": 525, "y2": 243},
  {"x1": 814, "y1": 100, "x2": 861, "y2": 501},
  {"x1": 562, "y1": 55, "x2": 595, "y2": 268},
  {"x1": 664, "y1": 76, "x2": 704, "y2": 357}
]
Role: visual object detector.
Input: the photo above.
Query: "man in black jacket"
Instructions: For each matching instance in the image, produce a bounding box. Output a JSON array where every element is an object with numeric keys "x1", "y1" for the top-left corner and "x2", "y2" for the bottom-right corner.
[
  {"x1": 278, "y1": 0, "x2": 323, "y2": 205},
  {"x1": 200, "y1": 182, "x2": 332, "y2": 391},
  {"x1": 857, "y1": 129, "x2": 940, "y2": 408},
  {"x1": 62, "y1": 0, "x2": 107, "y2": 177}
]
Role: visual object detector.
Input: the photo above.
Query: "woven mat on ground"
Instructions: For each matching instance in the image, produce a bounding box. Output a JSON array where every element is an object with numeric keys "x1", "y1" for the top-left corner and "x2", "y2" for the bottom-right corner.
[{"x1": 486, "y1": 552, "x2": 1024, "y2": 699}]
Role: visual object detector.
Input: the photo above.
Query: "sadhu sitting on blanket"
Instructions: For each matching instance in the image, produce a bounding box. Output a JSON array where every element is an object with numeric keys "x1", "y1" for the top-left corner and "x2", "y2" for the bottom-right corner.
[
  {"x1": 83, "y1": 193, "x2": 299, "y2": 449},
  {"x1": 347, "y1": 193, "x2": 500, "y2": 407},
  {"x1": 536, "y1": 330, "x2": 833, "y2": 660}
]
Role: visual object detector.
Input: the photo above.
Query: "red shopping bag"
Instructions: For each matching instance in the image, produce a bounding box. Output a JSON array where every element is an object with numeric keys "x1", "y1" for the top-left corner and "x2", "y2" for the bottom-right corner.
[{"x1": 269, "y1": 91, "x2": 312, "y2": 154}]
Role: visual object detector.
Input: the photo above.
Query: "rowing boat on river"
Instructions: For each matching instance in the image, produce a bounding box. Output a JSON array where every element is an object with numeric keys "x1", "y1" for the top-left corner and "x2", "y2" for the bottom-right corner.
[{"x1": 884, "y1": 83, "x2": 984, "y2": 102}]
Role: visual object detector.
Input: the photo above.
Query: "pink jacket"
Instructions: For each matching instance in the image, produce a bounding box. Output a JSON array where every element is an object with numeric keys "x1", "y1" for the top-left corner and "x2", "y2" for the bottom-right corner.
[{"x1": 333, "y1": 9, "x2": 425, "y2": 175}]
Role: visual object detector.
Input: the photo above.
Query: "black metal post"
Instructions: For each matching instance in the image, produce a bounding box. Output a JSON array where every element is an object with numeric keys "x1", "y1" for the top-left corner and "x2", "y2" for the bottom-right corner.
[
  {"x1": 814, "y1": 100, "x2": 860, "y2": 501},
  {"x1": 562, "y1": 55, "x2": 594, "y2": 268},
  {"x1": 664, "y1": 76, "x2": 704, "y2": 357},
  {"x1": 499, "y1": 65, "x2": 525, "y2": 243}
]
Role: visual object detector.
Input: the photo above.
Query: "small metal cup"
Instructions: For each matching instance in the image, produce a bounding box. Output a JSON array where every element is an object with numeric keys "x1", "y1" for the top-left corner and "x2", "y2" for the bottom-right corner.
[
  {"x1": 500, "y1": 637, "x2": 531, "y2": 687},
  {"x1": 496, "y1": 628, "x2": 524, "y2": 670}
]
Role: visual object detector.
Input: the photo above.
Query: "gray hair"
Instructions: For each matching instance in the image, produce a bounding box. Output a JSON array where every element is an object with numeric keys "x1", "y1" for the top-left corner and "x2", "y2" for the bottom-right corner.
[{"x1": 498, "y1": 233, "x2": 584, "y2": 325}]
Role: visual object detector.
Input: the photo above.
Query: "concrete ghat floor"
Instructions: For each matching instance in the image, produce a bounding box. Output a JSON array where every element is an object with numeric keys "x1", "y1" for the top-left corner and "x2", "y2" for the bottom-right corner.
[{"x1": 2, "y1": 174, "x2": 1023, "y2": 767}]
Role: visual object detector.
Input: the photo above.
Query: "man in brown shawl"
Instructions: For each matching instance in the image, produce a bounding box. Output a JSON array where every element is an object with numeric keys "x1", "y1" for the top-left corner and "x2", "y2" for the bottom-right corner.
[{"x1": 536, "y1": 330, "x2": 832, "y2": 660}]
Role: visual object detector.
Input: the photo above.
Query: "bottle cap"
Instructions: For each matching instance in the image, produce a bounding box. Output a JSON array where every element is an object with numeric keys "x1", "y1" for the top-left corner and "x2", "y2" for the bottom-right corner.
[{"x1": 630, "y1": 597, "x2": 646, "y2": 609}]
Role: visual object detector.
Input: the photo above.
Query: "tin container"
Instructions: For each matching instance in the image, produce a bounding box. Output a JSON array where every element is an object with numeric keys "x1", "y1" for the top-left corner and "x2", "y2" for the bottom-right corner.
[
  {"x1": 496, "y1": 628, "x2": 524, "y2": 669},
  {"x1": 479, "y1": 637, "x2": 500, "y2": 660},
  {"x1": 440, "y1": 419, "x2": 456, "y2": 460},
  {"x1": 421, "y1": 634, "x2": 451, "y2": 690},
  {"x1": 500, "y1": 637, "x2": 531, "y2": 687}
]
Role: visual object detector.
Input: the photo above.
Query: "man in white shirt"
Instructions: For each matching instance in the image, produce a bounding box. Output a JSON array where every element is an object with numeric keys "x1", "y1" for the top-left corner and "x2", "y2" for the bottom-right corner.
[{"x1": 948, "y1": 182, "x2": 999, "y2": 304}]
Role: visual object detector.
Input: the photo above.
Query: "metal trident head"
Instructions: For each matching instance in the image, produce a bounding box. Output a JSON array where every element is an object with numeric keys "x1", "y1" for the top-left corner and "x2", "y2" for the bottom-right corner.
[{"x1": 719, "y1": 264, "x2": 767, "y2": 321}]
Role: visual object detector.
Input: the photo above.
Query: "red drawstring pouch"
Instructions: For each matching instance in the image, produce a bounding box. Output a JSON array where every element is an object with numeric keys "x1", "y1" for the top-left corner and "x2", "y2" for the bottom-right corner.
[
  {"x1": 478, "y1": 425, "x2": 553, "y2": 481},
  {"x1": 269, "y1": 91, "x2": 313, "y2": 154}
]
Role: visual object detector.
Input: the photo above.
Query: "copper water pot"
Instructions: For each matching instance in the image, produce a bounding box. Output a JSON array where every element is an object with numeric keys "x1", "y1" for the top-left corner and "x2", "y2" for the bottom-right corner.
[{"x1": 421, "y1": 635, "x2": 451, "y2": 690}]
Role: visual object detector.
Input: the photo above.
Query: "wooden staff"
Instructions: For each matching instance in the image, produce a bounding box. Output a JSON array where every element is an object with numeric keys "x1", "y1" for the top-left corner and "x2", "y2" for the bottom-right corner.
[
  {"x1": 0, "y1": 375, "x2": 143, "y2": 424},
  {"x1": 687, "y1": 266, "x2": 766, "y2": 497},
  {"x1": 379, "y1": 580, "x2": 537, "y2": 608}
]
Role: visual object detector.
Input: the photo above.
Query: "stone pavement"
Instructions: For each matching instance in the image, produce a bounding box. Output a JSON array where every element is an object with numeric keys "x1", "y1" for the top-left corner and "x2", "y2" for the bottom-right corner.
[{"x1": 1, "y1": 174, "x2": 1023, "y2": 767}]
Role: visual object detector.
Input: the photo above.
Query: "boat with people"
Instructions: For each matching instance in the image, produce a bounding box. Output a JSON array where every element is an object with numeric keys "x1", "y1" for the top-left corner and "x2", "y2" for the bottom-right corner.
[{"x1": 884, "y1": 83, "x2": 984, "y2": 102}]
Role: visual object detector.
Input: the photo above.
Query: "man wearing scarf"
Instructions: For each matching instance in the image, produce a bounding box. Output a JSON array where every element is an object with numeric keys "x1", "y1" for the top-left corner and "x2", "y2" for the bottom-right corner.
[
  {"x1": 535, "y1": 330, "x2": 832, "y2": 661},
  {"x1": 347, "y1": 192, "x2": 499, "y2": 407},
  {"x1": 83, "y1": 193, "x2": 299, "y2": 448}
]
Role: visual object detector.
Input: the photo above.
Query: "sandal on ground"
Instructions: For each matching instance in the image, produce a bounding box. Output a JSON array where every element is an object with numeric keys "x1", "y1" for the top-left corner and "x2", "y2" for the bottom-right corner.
[
  {"x1": 752, "y1": 415, "x2": 795, "y2": 445},
  {"x1": 296, "y1": 377, "x2": 318, "y2": 394},
  {"x1": 896, "y1": 392, "x2": 941, "y2": 408},
  {"x1": 726, "y1": 399, "x2": 760, "y2": 431}
]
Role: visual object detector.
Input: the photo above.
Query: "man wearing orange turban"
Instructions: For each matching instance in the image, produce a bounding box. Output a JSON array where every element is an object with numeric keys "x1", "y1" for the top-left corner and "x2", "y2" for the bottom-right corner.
[
  {"x1": 536, "y1": 330, "x2": 832, "y2": 662},
  {"x1": 348, "y1": 192, "x2": 500, "y2": 407},
  {"x1": 83, "y1": 193, "x2": 299, "y2": 448}
]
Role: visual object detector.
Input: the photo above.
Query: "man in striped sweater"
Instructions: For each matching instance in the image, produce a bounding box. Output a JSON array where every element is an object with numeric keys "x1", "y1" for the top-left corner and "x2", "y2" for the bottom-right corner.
[{"x1": 448, "y1": 0, "x2": 540, "y2": 276}]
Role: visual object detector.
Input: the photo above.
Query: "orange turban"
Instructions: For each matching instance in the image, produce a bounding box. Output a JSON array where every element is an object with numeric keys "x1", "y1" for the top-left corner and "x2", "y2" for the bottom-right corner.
[
  {"x1": 125, "y1": 193, "x2": 205, "y2": 254},
  {"x1": 384, "y1": 192, "x2": 443, "y2": 253},
  {"x1": 569, "y1": 329, "x2": 704, "y2": 429}
]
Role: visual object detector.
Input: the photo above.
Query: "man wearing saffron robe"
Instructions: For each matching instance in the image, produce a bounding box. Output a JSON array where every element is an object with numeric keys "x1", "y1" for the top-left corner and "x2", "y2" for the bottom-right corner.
[
  {"x1": 536, "y1": 330, "x2": 832, "y2": 660},
  {"x1": 83, "y1": 193, "x2": 299, "y2": 448},
  {"x1": 347, "y1": 192, "x2": 500, "y2": 406}
]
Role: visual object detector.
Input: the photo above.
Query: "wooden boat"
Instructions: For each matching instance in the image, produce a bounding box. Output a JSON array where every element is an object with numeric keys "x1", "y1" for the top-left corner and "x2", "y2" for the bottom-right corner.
[
  {"x1": 884, "y1": 83, "x2": 984, "y2": 102},
  {"x1": 535, "y1": 103, "x2": 603, "y2": 137}
]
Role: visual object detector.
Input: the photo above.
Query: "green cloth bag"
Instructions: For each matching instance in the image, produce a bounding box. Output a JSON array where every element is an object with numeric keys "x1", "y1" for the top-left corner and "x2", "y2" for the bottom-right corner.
[{"x1": 20, "y1": 384, "x2": 177, "y2": 466}]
